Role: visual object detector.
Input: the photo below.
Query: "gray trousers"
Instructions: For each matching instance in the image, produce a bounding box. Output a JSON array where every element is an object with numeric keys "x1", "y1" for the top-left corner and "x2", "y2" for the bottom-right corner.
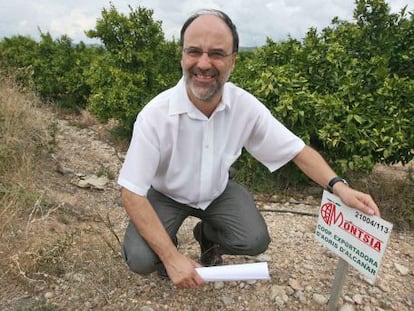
[{"x1": 122, "y1": 180, "x2": 271, "y2": 275}]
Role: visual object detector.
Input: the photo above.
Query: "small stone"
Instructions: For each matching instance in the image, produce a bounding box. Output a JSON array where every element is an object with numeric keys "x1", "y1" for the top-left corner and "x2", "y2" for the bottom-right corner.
[
  {"x1": 303, "y1": 264, "x2": 313, "y2": 270},
  {"x1": 313, "y1": 293, "x2": 328, "y2": 305},
  {"x1": 377, "y1": 281, "x2": 390, "y2": 293},
  {"x1": 394, "y1": 262, "x2": 409, "y2": 275},
  {"x1": 214, "y1": 281, "x2": 225, "y2": 290},
  {"x1": 255, "y1": 254, "x2": 272, "y2": 262},
  {"x1": 299, "y1": 296, "x2": 307, "y2": 304},
  {"x1": 343, "y1": 295, "x2": 354, "y2": 303},
  {"x1": 294, "y1": 290, "x2": 306, "y2": 304},
  {"x1": 339, "y1": 303, "x2": 355, "y2": 311},
  {"x1": 274, "y1": 296, "x2": 286, "y2": 307},
  {"x1": 44, "y1": 292, "x2": 54, "y2": 299},
  {"x1": 75, "y1": 175, "x2": 108, "y2": 190},
  {"x1": 270, "y1": 285, "x2": 286, "y2": 301},
  {"x1": 285, "y1": 286, "x2": 295, "y2": 296},
  {"x1": 288, "y1": 278, "x2": 303, "y2": 291},
  {"x1": 221, "y1": 296, "x2": 235, "y2": 305},
  {"x1": 353, "y1": 293, "x2": 364, "y2": 304}
]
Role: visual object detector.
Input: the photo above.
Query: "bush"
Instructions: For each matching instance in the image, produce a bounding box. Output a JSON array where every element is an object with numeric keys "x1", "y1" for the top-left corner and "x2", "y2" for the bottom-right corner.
[
  {"x1": 86, "y1": 5, "x2": 181, "y2": 136},
  {"x1": 232, "y1": 0, "x2": 413, "y2": 182}
]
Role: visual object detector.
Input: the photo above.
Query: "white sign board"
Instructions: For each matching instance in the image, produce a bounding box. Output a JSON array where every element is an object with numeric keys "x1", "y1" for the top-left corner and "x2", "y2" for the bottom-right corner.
[{"x1": 315, "y1": 191, "x2": 393, "y2": 283}]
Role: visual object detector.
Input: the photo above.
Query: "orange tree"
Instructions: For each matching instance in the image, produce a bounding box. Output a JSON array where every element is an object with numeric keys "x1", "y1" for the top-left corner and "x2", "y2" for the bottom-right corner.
[
  {"x1": 0, "y1": 33, "x2": 99, "y2": 111},
  {"x1": 232, "y1": 0, "x2": 413, "y2": 184},
  {"x1": 86, "y1": 4, "x2": 181, "y2": 136},
  {"x1": 33, "y1": 33, "x2": 99, "y2": 110},
  {"x1": 0, "y1": 35, "x2": 38, "y2": 87}
]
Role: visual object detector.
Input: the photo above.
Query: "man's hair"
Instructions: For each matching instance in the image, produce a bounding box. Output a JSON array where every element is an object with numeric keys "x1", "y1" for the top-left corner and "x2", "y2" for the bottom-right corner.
[{"x1": 180, "y1": 9, "x2": 239, "y2": 53}]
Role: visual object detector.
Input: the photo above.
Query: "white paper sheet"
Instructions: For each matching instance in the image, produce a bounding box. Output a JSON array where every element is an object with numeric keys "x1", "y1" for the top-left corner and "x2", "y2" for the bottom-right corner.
[{"x1": 195, "y1": 262, "x2": 270, "y2": 282}]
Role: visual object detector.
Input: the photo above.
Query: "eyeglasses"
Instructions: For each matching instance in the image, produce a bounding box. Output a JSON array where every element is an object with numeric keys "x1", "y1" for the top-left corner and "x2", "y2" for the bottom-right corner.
[{"x1": 183, "y1": 47, "x2": 234, "y2": 61}]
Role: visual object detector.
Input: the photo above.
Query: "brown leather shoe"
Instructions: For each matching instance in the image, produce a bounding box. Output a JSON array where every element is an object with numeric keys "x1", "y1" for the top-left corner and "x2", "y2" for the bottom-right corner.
[{"x1": 193, "y1": 222, "x2": 223, "y2": 266}]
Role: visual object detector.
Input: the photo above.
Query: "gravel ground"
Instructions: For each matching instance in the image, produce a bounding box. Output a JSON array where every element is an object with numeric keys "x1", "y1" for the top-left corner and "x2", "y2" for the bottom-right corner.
[{"x1": 2, "y1": 111, "x2": 413, "y2": 311}]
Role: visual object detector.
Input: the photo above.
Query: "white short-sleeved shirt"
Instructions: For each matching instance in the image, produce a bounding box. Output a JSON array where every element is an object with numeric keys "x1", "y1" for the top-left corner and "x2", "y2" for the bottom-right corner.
[{"x1": 118, "y1": 78, "x2": 305, "y2": 210}]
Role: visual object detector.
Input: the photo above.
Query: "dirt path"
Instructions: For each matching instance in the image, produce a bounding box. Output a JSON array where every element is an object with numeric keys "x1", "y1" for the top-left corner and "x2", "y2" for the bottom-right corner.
[{"x1": 2, "y1": 111, "x2": 413, "y2": 311}]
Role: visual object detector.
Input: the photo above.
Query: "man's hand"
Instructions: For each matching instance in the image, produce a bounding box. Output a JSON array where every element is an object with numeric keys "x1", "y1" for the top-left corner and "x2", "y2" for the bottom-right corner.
[
  {"x1": 333, "y1": 182, "x2": 380, "y2": 217},
  {"x1": 292, "y1": 146, "x2": 380, "y2": 217},
  {"x1": 164, "y1": 253, "x2": 205, "y2": 288}
]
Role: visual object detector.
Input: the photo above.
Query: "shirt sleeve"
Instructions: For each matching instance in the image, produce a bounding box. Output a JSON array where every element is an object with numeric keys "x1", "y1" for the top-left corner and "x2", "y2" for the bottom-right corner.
[
  {"x1": 245, "y1": 104, "x2": 305, "y2": 172},
  {"x1": 117, "y1": 114, "x2": 160, "y2": 196}
]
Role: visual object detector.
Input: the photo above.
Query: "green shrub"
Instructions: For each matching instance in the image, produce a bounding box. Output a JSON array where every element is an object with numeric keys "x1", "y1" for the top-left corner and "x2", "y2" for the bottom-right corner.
[
  {"x1": 232, "y1": 0, "x2": 413, "y2": 183},
  {"x1": 85, "y1": 4, "x2": 181, "y2": 136}
]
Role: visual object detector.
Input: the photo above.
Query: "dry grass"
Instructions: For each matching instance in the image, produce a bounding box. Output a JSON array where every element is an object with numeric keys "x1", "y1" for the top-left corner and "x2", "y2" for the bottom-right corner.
[
  {"x1": 0, "y1": 77, "x2": 55, "y2": 236},
  {"x1": 0, "y1": 76, "x2": 59, "y2": 304},
  {"x1": 0, "y1": 77, "x2": 124, "y2": 310}
]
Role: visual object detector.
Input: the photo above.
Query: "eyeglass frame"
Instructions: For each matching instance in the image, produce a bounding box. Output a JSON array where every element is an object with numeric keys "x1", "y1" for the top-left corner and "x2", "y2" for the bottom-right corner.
[{"x1": 182, "y1": 47, "x2": 235, "y2": 61}]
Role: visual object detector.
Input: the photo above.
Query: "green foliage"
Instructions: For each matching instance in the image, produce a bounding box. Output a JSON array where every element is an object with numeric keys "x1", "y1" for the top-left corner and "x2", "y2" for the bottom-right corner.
[
  {"x1": 0, "y1": 0, "x2": 412, "y2": 190},
  {"x1": 232, "y1": 0, "x2": 413, "y2": 181},
  {"x1": 86, "y1": 4, "x2": 181, "y2": 135},
  {"x1": 0, "y1": 33, "x2": 100, "y2": 111},
  {"x1": 32, "y1": 33, "x2": 98, "y2": 111},
  {"x1": 0, "y1": 35, "x2": 37, "y2": 69},
  {"x1": 0, "y1": 35, "x2": 37, "y2": 86}
]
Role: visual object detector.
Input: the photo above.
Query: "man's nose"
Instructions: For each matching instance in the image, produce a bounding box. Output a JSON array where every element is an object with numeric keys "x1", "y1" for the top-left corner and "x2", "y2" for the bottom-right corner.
[{"x1": 197, "y1": 52, "x2": 213, "y2": 69}]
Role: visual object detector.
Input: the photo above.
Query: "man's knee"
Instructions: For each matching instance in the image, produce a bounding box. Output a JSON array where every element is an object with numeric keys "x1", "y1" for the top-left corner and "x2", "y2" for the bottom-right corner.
[
  {"x1": 121, "y1": 244, "x2": 157, "y2": 275},
  {"x1": 244, "y1": 229, "x2": 271, "y2": 255},
  {"x1": 221, "y1": 227, "x2": 271, "y2": 256},
  {"x1": 122, "y1": 221, "x2": 160, "y2": 275}
]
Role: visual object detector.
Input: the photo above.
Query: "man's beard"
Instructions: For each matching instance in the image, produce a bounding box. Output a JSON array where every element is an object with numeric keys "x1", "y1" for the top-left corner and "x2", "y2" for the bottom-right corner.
[{"x1": 183, "y1": 67, "x2": 227, "y2": 102}]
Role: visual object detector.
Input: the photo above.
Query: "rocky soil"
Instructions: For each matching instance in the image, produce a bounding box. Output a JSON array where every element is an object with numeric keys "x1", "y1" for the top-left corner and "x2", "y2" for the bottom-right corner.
[{"x1": 2, "y1": 110, "x2": 413, "y2": 311}]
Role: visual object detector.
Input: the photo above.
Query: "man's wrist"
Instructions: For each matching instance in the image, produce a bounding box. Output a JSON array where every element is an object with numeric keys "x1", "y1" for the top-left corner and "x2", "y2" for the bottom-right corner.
[{"x1": 327, "y1": 177, "x2": 348, "y2": 193}]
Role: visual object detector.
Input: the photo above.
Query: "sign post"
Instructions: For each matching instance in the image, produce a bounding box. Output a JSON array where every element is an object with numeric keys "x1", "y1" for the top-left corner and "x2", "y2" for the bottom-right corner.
[
  {"x1": 315, "y1": 191, "x2": 393, "y2": 309},
  {"x1": 327, "y1": 258, "x2": 349, "y2": 311}
]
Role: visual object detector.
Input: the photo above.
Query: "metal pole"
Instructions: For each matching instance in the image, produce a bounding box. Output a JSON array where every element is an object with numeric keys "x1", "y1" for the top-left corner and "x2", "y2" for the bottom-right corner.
[{"x1": 327, "y1": 258, "x2": 349, "y2": 311}]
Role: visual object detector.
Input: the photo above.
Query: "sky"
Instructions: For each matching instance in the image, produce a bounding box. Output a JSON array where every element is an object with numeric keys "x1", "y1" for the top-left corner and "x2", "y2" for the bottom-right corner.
[{"x1": 0, "y1": 0, "x2": 412, "y2": 47}]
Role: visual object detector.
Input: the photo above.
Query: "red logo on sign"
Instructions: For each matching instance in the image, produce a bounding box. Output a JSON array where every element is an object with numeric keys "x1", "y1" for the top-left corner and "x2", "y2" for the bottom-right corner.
[
  {"x1": 320, "y1": 201, "x2": 382, "y2": 252},
  {"x1": 321, "y1": 202, "x2": 344, "y2": 226}
]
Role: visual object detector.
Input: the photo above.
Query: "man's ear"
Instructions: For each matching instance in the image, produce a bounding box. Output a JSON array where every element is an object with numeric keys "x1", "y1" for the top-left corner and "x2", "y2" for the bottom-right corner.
[{"x1": 231, "y1": 54, "x2": 237, "y2": 72}]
